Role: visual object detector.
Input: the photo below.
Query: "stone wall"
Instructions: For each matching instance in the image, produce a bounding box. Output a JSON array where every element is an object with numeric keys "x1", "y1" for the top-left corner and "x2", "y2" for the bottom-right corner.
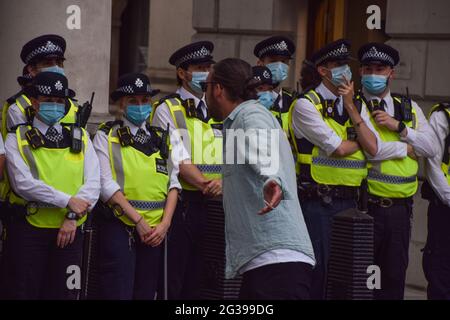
[
  {"x1": 0, "y1": 0, "x2": 112, "y2": 116},
  {"x1": 386, "y1": 0, "x2": 450, "y2": 291}
]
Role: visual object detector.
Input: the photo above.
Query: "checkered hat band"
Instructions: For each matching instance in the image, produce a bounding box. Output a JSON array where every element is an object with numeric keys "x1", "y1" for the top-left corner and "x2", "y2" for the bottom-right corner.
[
  {"x1": 258, "y1": 41, "x2": 290, "y2": 57},
  {"x1": 37, "y1": 85, "x2": 52, "y2": 95},
  {"x1": 175, "y1": 47, "x2": 211, "y2": 67},
  {"x1": 117, "y1": 85, "x2": 134, "y2": 94},
  {"x1": 361, "y1": 51, "x2": 395, "y2": 66},
  {"x1": 25, "y1": 43, "x2": 63, "y2": 64},
  {"x1": 315, "y1": 46, "x2": 349, "y2": 65}
]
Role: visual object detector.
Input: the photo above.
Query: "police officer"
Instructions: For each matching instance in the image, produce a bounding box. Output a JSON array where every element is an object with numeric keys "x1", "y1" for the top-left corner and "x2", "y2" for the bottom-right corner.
[
  {"x1": 2, "y1": 72, "x2": 100, "y2": 299},
  {"x1": 4, "y1": 34, "x2": 79, "y2": 136},
  {"x1": 357, "y1": 42, "x2": 437, "y2": 299},
  {"x1": 252, "y1": 66, "x2": 276, "y2": 110},
  {"x1": 151, "y1": 41, "x2": 222, "y2": 299},
  {"x1": 421, "y1": 101, "x2": 450, "y2": 299},
  {"x1": 254, "y1": 36, "x2": 297, "y2": 136},
  {"x1": 93, "y1": 73, "x2": 180, "y2": 300},
  {"x1": 288, "y1": 39, "x2": 379, "y2": 299}
]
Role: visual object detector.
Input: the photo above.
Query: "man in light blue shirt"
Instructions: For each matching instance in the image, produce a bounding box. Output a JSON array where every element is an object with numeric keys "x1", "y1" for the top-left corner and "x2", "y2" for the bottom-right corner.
[{"x1": 202, "y1": 58, "x2": 315, "y2": 299}]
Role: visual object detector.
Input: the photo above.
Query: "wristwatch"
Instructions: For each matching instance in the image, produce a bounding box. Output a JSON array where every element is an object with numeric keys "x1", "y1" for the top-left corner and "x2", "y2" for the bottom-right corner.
[
  {"x1": 397, "y1": 121, "x2": 406, "y2": 133},
  {"x1": 65, "y1": 211, "x2": 79, "y2": 220}
]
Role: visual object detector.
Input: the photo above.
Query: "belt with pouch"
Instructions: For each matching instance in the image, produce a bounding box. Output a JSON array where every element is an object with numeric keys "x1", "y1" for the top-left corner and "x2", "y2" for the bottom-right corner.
[{"x1": 297, "y1": 183, "x2": 358, "y2": 201}]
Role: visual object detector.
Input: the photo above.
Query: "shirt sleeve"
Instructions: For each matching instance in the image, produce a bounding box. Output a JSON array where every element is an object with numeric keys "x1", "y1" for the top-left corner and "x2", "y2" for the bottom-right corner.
[
  {"x1": 401, "y1": 101, "x2": 439, "y2": 158},
  {"x1": 0, "y1": 135, "x2": 5, "y2": 155},
  {"x1": 167, "y1": 148, "x2": 182, "y2": 191},
  {"x1": 75, "y1": 134, "x2": 101, "y2": 210},
  {"x1": 291, "y1": 98, "x2": 342, "y2": 156},
  {"x1": 92, "y1": 130, "x2": 121, "y2": 203},
  {"x1": 426, "y1": 111, "x2": 450, "y2": 206},
  {"x1": 243, "y1": 109, "x2": 293, "y2": 200},
  {"x1": 5, "y1": 132, "x2": 71, "y2": 208},
  {"x1": 7, "y1": 103, "x2": 28, "y2": 132}
]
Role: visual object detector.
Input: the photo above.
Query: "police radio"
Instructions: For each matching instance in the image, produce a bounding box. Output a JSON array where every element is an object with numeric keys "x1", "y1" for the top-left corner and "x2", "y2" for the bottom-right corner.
[
  {"x1": 25, "y1": 128, "x2": 45, "y2": 149},
  {"x1": 159, "y1": 123, "x2": 170, "y2": 160},
  {"x1": 323, "y1": 100, "x2": 335, "y2": 118},
  {"x1": 70, "y1": 125, "x2": 83, "y2": 153},
  {"x1": 183, "y1": 98, "x2": 196, "y2": 118},
  {"x1": 400, "y1": 88, "x2": 413, "y2": 122},
  {"x1": 117, "y1": 126, "x2": 134, "y2": 147}
]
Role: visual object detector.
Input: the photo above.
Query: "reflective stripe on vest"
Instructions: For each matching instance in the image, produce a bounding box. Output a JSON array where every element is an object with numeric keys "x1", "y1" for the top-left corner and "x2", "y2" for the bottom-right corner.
[
  {"x1": 366, "y1": 95, "x2": 419, "y2": 198},
  {"x1": 9, "y1": 125, "x2": 87, "y2": 228},
  {"x1": 368, "y1": 169, "x2": 416, "y2": 184},
  {"x1": 109, "y1": 126, "x2": 168, "y2": 226},
  {"x1": 16, "y1": 94, "x2": 32, "y2": 113},
  {"x1": 165, "y1": 97, "x2": 223, "y2": 191},
  {"x1": 128, "y1": 200, "x2": 166, "y2": 210},
  {"x1": 288, "y1": 89, "x2": 367, "y2": 186}
]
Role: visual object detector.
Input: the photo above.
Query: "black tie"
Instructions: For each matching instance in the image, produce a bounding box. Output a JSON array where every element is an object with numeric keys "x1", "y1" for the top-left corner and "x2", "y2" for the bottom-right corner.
[
  {"x1": 45, "y1": 126, "x2": 63, "y2": 143},
  {"x1": 379, "y1": 99, "x2": 386, "y2": 112},
  {"x1": 134, "y1": 128, "x2": 150, "y2": 145},
  {"x1": 197, "y1": 101, "x2": 205, "y2": 121}
]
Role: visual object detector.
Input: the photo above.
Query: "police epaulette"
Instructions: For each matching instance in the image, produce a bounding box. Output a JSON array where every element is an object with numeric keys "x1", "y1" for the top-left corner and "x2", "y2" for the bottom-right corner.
[
  {"x1": 98, "y1": 120, "x2": 123, "y2": 134},
  {"x1": 437, "y1": 102, "x2": 450, "y2": 110},
  {"x1": 155, "y1": 93, "x2": 181, "y2": 107},
  {"x1": 6, "y1": 91, "x2": 23, "y2": 105},
  {"x1": 282, "y1": 88, "x2": 293, "y2": 97},
  {"x1": 10, "y1": 122, "x2": 30, "y2": 133}
]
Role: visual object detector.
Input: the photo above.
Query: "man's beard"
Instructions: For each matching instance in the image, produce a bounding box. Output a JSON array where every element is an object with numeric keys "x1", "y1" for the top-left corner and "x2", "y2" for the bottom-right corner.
[{"x1": 207, "y1": 95, "x2": 222, "y2": 121}]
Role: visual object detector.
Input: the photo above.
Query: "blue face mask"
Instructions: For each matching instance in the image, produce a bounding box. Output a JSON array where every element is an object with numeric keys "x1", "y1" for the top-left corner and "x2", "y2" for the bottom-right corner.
[
  {"x1": 125, "y1": 104, "x2": 152, "y2": 126},
  {"x1": 257, "y1": 91, "x2": 276, "y2": 110},
  {"x1": 38, "y1": 102, "x2": 66, "y2": 125},
  {"x1": 189, "y1": 72, "x2": 209, "y2": 93},
  {"x1": 266, "y1": 62, "x2": 289, "y2": 83},
  {"x1": 328, "y1": 64, "x2": 352, "y2": 87},
  {"x1": 361, "y1": 74, "x2": 388, "y2": 94},
  {"x1": 41, "y1": 65, "x2": 65, "y2": 75}
]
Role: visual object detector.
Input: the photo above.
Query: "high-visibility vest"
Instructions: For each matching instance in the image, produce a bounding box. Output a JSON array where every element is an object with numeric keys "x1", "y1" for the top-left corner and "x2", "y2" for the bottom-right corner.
[
  {"x1": 270, "y1": 88, "x2": 297, "y2": 138},
  {"x1": 288, "y1": 89, "x2": 367, "y2": 186},
  {"x1": 152, "y1": 95, "x2": 222, "y2": 191},
  {"x1": 0, "y1": 94, "x2": 79, "y2": 204},
  {"x1": 359, "y1": 93, "x2": 419, "y2": 198},
  {"x1": 429, "y1": 103, "x2": 450, "y2": 186},
  {"x1": 8, "y1": 125, "x2": 88, "y2": 228},
  {"x1": 99, "y1": 122, "x2": 169, "y2": 227}
]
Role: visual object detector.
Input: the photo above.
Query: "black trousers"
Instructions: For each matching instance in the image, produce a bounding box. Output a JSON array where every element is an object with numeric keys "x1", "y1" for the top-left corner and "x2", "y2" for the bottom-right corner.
[
  {"x1": 97, "y1": 216, "x2": 162, "y2": 300},
  {"x1": 422, "y1": 200, "x2": 450, "y2": 300},
  {"x1": 368, "y1": 200, "x2": 413, "y2": 300},
  {"x1": 239, "y1": 262, "x2": 313, "y2": 300},
  {"x1": 2, "y1": 216, "x2": 83, "y2": 300},
  {"x1": 166, "y1": 194, "x2": 207, "y2": 299}
]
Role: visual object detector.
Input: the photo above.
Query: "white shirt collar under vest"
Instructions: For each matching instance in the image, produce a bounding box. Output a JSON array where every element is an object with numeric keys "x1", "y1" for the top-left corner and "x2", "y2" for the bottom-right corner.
[
  {"x1": 177, "y1": 86, "x2": 208, "y2": 118},
  {"x1": 122, "y1": 117, "x2": 148, "y2": 136},
  {"x1": 33, "y1": 117, "x2": 63, "y2": 134},
  {"x1": 315, "y1": 82, "x2": 344, "y2": 116}
]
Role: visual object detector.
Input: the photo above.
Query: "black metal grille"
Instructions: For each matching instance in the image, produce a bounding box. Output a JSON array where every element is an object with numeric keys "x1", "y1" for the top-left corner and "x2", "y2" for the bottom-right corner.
[
  {"x1": 326, "y1": 208, "x2": 374, "y2": 300},
  {"x1": 200, "y1": 198, "x2": 242, "y2": 300}
]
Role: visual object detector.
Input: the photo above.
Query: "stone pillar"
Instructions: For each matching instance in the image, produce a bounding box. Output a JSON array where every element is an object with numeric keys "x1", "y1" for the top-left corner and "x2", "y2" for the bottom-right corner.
[
  {"x1": 385, "y1": 0, "x2": 450, "y2": 292},
  {"x1": 0, "y1": 0, "x2": 112, "y2": 118}
]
